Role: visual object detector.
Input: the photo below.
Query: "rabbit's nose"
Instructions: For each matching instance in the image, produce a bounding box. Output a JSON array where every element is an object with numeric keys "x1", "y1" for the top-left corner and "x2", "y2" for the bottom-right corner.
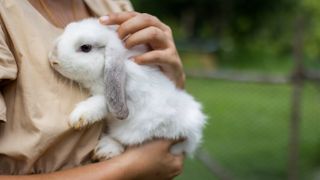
[
  {"x1": 50, "y1": 60, "x2": 59, "y2": 66},
  {"x1": 48, "y1": 53, "x2": 59, "y2": 66},
  {"x1": 48, "y1": 47, "x2": 59, "y2": 67}
]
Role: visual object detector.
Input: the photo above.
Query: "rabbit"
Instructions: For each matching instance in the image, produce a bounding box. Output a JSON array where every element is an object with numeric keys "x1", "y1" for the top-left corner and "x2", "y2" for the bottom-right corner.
[{"x1": 48, "y1": 18, "x2": 206, "y2": 160}]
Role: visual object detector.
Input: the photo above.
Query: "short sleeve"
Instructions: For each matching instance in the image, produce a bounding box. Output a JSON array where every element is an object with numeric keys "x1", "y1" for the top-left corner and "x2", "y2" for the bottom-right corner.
[
  {"x1": 114, "y1": 0, "x2": 134, "y2": 11},
  {"x1": 0, "y1": 17, "x2": 18, "y2": 122}
]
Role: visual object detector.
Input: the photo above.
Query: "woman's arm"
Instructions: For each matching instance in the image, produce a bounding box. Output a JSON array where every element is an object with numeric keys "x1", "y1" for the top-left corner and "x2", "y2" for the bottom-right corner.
[
  {"x1": 0, "y1": 139, "x2": 184, "y2": 180},
  {"x1": 100, "y1": 12, "x2": 186, "y2": 89}
]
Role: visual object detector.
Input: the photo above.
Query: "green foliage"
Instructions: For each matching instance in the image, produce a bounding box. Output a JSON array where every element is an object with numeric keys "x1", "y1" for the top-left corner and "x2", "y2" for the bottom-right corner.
[
  {"x1": 131, "y1": 0, "x2": 297, "y2": 40},
  {"x1": 300, "y1": 0, "x2": 320, "y2": 69},
  {"x1": 131, "y1": 0, "x2": 320, "y2": 71}
]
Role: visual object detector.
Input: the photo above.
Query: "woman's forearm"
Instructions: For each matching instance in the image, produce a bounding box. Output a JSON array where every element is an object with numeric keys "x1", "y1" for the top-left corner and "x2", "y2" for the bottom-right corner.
[
  {"x1": 0, "y1": 139, "x2": 184, "y2": 180},
  {"x1": 0, "y1": 157, "x2": 129, "y2": 180}
]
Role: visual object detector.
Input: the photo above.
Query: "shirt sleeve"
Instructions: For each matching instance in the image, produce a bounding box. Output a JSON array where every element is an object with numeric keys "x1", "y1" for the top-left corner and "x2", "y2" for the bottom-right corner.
[{"x1": 0, "y1": 17, "x2": 18, "y2": 122}]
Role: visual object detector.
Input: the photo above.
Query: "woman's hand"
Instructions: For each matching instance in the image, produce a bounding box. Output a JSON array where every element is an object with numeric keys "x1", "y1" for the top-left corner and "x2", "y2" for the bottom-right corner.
[
  {"x1": 120, "y1": 139, "x2": 185, "y2": 180},
  {"x1": 100, "y1": 12, "x2": 185, "y2": 88}
]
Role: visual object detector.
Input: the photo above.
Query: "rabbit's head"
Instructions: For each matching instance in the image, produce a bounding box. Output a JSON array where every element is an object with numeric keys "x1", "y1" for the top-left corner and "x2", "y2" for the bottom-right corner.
[
  {"x1": 49, "y1": 19, "x2": 115, "y2": 82},
  {"x1": 49, "y1": 19, "x2": 129, "y2": 120}
]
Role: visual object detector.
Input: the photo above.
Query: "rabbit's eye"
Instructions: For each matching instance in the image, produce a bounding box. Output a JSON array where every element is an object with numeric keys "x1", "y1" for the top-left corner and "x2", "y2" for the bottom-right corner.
[{"x1": 80, "y1": 44, "x2": 92, "y2": 53}]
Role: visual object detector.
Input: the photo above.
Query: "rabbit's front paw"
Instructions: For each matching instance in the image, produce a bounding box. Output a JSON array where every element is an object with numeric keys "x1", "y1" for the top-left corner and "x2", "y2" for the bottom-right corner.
[
  {"x1": 92, "y1": 136, "x2": 124, "y2": 161},
  {"x1": 69, "y1": 107, "x2": 91, "y2": 130},
  {"x1": 69, "y1": 98, "x2": 106, "y2": 130},
  {"x1": 69, "y1": 105, "x2": 101, "y2": 130}
]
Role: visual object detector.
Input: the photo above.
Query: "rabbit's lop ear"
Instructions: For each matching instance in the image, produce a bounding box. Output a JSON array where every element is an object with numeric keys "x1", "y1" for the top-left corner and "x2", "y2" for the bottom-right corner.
[{"x1": 104, "y1": 53, "x2": 129, "y2": 120}]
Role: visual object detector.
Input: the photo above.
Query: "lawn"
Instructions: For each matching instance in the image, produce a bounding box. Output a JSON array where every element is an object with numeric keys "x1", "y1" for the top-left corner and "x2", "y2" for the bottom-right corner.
[{"x1": 177, "y1": 77, "x2": 320, "y2": 180}]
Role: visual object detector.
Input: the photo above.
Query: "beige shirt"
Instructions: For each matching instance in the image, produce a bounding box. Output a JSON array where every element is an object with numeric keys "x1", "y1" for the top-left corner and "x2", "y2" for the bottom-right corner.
[{"x1": 0, "y1": 0, "x2": 132, "y2": 174}]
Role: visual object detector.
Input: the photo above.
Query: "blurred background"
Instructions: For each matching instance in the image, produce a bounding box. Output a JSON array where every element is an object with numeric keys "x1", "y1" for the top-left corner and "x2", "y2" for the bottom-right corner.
[{"x1": 131, "y1": 0, "x2": 320, "y2": 179}]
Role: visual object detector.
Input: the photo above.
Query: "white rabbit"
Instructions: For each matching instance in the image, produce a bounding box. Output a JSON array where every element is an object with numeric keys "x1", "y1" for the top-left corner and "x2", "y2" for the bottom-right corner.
[{"x1": 49, "y1": 18, "x2": 206, "y2": 160}]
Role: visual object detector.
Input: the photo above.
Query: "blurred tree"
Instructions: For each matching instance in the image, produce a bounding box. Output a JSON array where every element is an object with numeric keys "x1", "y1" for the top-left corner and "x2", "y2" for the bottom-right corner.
[
  {"x1": 131, "y1": 0, "x2": 320, "y2": 71},
  {"x1": 131, "y1": 0, "x2": 297, "y2": 40}
]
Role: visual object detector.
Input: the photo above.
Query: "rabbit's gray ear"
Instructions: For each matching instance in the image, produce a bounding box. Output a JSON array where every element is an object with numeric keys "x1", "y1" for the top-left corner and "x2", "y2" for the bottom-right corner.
[{"x1": 104, "y1": 56, "x2": 129, "y2": 120}]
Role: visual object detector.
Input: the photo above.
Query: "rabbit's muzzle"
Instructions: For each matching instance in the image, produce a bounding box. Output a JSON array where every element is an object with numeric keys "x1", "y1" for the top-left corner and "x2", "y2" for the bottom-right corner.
[{"x1": 48, "y1": 46, "x2": 60, "y2": 67}]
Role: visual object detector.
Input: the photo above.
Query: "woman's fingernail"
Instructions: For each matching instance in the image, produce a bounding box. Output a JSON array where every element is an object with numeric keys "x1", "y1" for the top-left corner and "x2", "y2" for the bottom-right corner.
[
  {"x1": 99, "y1": 16, "x2": 109, "y2": 24},
  {"x1": 133, "y1": 58, "x2": 139, "y2": 63}
]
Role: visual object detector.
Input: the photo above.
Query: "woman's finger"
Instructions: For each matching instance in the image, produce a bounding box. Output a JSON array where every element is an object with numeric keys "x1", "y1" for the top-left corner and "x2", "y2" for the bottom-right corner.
[
  {"x1": 125, "y1": 26, "x2": 168, "y2": 49},
  {"x1": 117, "y1": 13, "x2": 169, "y2": 39},
  {"x1": 99, "y1": 12, "x2": 138, "y2": 25},
  {"x1": 133, "y1": 50, "x2": 167, "y2": 65}
]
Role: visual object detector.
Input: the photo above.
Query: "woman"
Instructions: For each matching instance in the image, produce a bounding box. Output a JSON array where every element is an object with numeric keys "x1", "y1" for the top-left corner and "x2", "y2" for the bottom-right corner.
[{"x1": 0, "y1": 0, "x2": 185, "y2": 179}]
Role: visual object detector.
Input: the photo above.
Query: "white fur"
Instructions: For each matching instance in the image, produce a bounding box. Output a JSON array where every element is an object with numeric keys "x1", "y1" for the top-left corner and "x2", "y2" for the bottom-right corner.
[{"x1": 49, "y1": 18, "x2": 207, "y2": 160}]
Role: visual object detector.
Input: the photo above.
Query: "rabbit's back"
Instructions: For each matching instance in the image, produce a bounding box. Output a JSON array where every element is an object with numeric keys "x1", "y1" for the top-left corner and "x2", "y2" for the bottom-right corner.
[{"x1": 107, "y1": 60, "x2": 206, "y2": 155}]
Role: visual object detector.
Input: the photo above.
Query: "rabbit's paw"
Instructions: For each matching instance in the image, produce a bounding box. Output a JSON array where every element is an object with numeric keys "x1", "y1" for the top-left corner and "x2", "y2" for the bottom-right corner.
[
  {"x1": 69, "y1": 108, "x2": 91, "y2": 130},
  {"x1": 68, "y1": 99, "x2": 106, "y2": 130},
  {"x1": 68, "y1": 106, "x2": 96, "y2": 130},
  {"x1": 92, "y1": 136, "x2": 124, "y2": 161}
]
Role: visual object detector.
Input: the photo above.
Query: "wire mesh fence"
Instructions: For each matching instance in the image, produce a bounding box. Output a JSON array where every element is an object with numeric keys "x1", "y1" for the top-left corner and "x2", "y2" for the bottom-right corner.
[
  {"x1": 176, "y1": 16, "x2": 320, "y2": 180},
  {"x1": 175, "y1": 71, "x2": 320, "y2": 180}
]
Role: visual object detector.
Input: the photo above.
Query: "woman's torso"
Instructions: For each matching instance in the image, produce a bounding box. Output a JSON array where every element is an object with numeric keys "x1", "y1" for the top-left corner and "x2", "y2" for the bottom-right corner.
[{"x1": 0, "y1": 0, "x2": 132, "y2": 174}]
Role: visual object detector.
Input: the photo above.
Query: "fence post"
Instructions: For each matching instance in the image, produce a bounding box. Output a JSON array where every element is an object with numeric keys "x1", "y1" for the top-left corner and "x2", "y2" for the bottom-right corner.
[
  {"x1": 196, "y1": 148, "x2": 234, "y2": 180},
  {"x1": 288, "y1": 14, "x2": 305, "y2": 180}
]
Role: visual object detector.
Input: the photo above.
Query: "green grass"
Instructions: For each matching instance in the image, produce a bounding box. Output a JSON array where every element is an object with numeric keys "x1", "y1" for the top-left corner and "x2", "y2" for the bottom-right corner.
[{"x1": 176, "y1": 77, "x2": 320, "y2": 180}]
